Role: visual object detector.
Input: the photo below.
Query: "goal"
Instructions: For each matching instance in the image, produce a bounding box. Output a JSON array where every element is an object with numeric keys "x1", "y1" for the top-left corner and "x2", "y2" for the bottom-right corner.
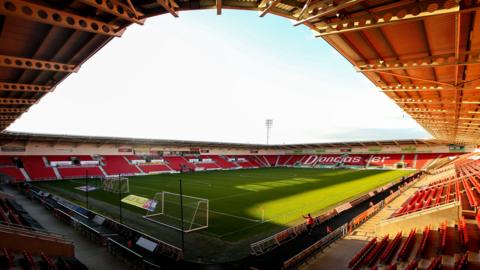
[
  {"x1": 102, "y1": 176, "x2": 129, "y2": 193},
  {"x1": 143, "y1": 191, "x2": 209, "y2": 232}
]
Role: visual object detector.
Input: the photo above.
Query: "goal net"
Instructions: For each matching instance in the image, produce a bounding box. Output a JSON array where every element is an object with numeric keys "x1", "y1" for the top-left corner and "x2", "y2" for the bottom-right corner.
[
  {"x1": 102, "y1": 177, "x2": 129, "y2": 193},
  {"x1": 143, "y1": 191, "x2": 209, "y2": 232}
]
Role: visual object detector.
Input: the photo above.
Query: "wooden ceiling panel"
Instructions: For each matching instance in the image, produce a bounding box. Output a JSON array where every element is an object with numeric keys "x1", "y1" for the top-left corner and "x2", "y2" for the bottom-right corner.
[
  {"x1": 0, "y1": 17, "x2": 49, "y2": 57},
  {"x1": 381, "y1": 20, "x2": 429, "y2": 57},
  {"x1": 423, "y1": 15, "x2": 456, "y2": 54}
]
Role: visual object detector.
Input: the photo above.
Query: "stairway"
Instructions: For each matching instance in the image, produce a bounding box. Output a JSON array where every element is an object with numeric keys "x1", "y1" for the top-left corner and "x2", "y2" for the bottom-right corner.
[
  {"x1": 98, "y1": 166, "x2": 108, "y2": 177},
  {"x1": 52, "y1": 167, "x2": 62, "y2": 180},
  {"x1": 19, "y1": 168, "x2": 31, "y2": 182},
  {"x1": 346, "y1": 177, "x2": 429, "y2": 241}
]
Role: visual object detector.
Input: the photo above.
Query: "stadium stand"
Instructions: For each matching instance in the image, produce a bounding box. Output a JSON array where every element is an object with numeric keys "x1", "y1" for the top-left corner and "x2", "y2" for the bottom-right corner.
[
  {"x1": 276, "y1": 155, "x2": 292, "y2": 166},
  {"x1": 262, "y1": 155, "x2": 279, "y2": 167},
  {"x1": 347, "y1": 220, "x2": 480, "y2": 270},
  {"x1": 101, "y1": 156, "x2": 140, "y2": 176},
  {"x1": 414, "y1": 154, "x2": 441, "y2": 170},
  {"x1": 0, "y1": 153, "x2": 466, "y2": 181},
  {"x1": 21, "y1": 156, "x2": 57, "y2": 181},
  {"x1": 139, "y1": 164, "x2": 172, "y2": 173},
  {"x1": 205, "y1": 155, "x2": 238, "y2": 169},
  {"x1": 163, "y1": 156, "x2": 196, "y2": 171},
  {"x1": 284, "y1": 155, "x2": 306, "y2": 166},
  {"x1": 367, "y1": 154, "x2": 403, "y2": 168},
  {"x1": 403, "y1": 154, "x2": 416, "y2": 169},
  {"x1": 57, "y1": 167, "x2": 105, "y2": 179},
  {"x1": 0, "y1": 167, "x2": 25, "y2": 182}
]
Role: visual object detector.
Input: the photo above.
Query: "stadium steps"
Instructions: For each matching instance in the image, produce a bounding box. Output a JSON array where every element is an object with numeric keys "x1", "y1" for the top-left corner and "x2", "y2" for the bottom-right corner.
[
  {"x1": 123, "y1": 156, "x2": 144, "y2": 174},
  {"x1": 98, "y1": 166, "x2": 108, "y2": 176},
  {"x1": 133, "y1": 163, "x2": 144, "y2": 173},
  {"x1": 52, "y1": 167, "x2": 62, "y2": 180},
  {"x1": 346, "y1": 179, "x2": 427, "y2": 241},
  {"x1": 163, "y1": 163, "x2": 176, "y2": 172},
  {"x1": 261, "y1": 156, "x2": 270, "y2": 167},
  {"x1": 19, "y1": 168, "x2": 30, "y2": 182},
  {"x1": 283, "y1": 155, "x2": 293, "y2": 166},
  {"x1": 254, "y1": 156, "x2": 268, "y2": 167}
]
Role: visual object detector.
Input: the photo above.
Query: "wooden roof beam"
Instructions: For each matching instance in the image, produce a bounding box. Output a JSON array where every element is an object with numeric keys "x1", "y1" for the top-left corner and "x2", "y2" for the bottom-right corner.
[
  {"x1": 296, "y1": 0, "x2": 312, "y2": 20},
  {"x1": 259, "y1": 0, "x2": 282, "y2": 17},
  {"x1": 357, "y1": 54, "x2": 480, "y2": 72},
  {"x1": 410, "y1": 114, "x2": 480, "y2": 120},
  {"x1": 77, "y1": 0, "x2": 145, "y2": 24},
  {"x1": 0, "y1": 55, "x2": 78, "y2": 73},
  {"x1": 0, "y1": 0, "x2": 124, "y2": 36},
  {"x1": 0, "y1": 115, "x2": 18, "y2": 120},
  {"x1": 216, "y1": 0, "x2": 222, "y2": 15},
  {"x1": 404, "y1": 109, "x2": 449, "y2": 113},
  {"x1": 364, "y1": 70, "x2": 454, "y2": 87},
  {"x1": 396, "y1": 101, "x2": 480, "y2": 105},
  {"x1": 381, "y1": 88, "x2": 480, "y2": 93},
  {"x1": 0, "y1": 98, "x2": 36, "y2": 105},
  {"x1": 156, "y1": 0, "x2": 179, "y2": 17},
  {"x1": 0, "y1": 108, "x2": 26, "y2": 113},
  {"x1": 314, "y1": 0, "x2": 460, "y2": 37},
  {"x1": 0, "y1": 83, "x2": 52, "y2": 93},
  {"x1": 294, "y1": 0, "x2": 366, "y2": 26}
]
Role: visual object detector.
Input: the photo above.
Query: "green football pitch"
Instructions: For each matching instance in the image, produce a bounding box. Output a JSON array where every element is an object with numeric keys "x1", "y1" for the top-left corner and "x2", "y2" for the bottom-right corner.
[{"x1": 35, "y1": 168, "x2": 413, "y2": 241}]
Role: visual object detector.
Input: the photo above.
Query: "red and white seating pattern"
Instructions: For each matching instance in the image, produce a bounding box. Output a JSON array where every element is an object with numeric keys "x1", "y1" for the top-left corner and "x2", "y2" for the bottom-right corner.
[
  {"x1": 0, "y1": 152, "x2": 462, "y2": 182},
  {"x1": 101, "y1": 155, "x2": 140, "y2": 175},
  {"x1": 392, "y1": 157, "x2": 480, "y2": 218},
  {"x1": 57, "y1": 167, "x2": 104, "y2": 179},
  {"x1": 21, "y1": 156, "x2": 56, "y2": 181},
  {"x1": 139, "y1": 164, "x2": 171, "y2": 173}
]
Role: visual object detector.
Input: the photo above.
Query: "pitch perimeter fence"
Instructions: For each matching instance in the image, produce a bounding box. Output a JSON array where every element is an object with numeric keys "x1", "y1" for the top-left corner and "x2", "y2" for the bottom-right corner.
[{"x1": 249, "y1": 171, "x2": 421, "y2": 269}]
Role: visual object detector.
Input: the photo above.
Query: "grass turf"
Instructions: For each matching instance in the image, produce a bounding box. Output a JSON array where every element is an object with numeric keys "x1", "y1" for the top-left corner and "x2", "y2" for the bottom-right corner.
[{"x1": 35, "y1": 168, "x2": 413, "y2": 241}]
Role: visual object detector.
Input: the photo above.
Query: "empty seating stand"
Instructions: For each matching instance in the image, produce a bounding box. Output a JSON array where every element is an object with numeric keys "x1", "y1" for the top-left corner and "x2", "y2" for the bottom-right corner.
[
  {"x1": 163, "y1": 156, "x2": 195, "y2": 171},
  {"x1": 206, "y1": 155, "x2": 237, "y2": 169},
  {"x1": 57, "y1": 167, "x2": 104, "y2": 179},
  {"x1": 139, "y1": 164, "x2": 171, "y2": 173},
  {"x1": 101, "y1": 156, "x2": 140, "y2": 176},
  {"x1": 0, "y1": 167, "x2": 25, "y2": 182},
  {"x1": 21, "y1": 156, "x2": 56, "y2": 181},
  {"x1": 415, "y1": 153, "x2": 441, "y2": 169},
  {"x1": 349, "y1": 221, "x2": 480, "y2": 270}
]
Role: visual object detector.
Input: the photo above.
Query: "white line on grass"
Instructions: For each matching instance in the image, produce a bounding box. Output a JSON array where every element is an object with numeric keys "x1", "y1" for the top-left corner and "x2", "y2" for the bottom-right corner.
[
  {"x1": 209, "y1": 191, "x2": 253, "y2": 202},
  {"x1": 208, "y1": 210, "x2": 260, "y2": 222},
  {"x1": 238, "y1": 173, "x2": 298, "y2": 179}
]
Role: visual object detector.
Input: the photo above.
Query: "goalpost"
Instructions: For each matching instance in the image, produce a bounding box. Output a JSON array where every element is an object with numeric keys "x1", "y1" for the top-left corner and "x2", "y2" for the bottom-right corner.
[
  {"x1": 102, "y1": 176, "x2": 129, "y2": 193},
  {"x1": 143, "y1": 191, "x2": 209, "y2": 232}
]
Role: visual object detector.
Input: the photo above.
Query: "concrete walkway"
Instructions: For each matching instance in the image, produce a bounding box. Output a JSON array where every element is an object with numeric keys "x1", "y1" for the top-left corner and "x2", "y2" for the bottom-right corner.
[{"x1": 5, "y1": 187, "x2": 130, "y2": 270}]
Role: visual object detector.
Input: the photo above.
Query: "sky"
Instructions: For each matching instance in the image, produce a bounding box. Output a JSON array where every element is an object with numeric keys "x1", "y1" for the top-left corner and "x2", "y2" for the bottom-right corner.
[{"x1": 7, "y1": 10, "x2": 431, "y2": 144}]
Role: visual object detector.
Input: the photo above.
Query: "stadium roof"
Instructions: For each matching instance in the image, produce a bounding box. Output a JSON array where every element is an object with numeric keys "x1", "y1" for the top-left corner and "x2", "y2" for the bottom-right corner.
[
  {"x1": 0, "y1": 0, "x2": 478, "y2": 144},
  {"x1": 0, "y1": 131, "x2": 446, "y2": 149}
]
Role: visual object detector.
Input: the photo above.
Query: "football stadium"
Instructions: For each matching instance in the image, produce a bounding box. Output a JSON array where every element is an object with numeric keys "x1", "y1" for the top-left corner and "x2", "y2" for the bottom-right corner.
[{"x1": 0, "y1": 1, "x2": 480, "y2": 270}]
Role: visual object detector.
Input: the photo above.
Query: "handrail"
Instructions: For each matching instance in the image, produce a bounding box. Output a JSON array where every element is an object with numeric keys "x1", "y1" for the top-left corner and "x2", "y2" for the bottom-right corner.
[
  {"x1": 0, "y1": 224, "x2": 73, "y2": 245},
  {"x1": 0, "y1": 221, "x2": 66, "y2": 238}
]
